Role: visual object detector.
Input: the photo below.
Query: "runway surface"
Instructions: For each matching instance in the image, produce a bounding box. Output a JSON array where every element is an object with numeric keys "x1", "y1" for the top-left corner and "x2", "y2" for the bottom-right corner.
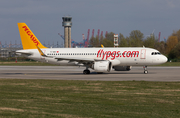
[{"x1": 0, "y1": 66, "x2": 180, "y2": 81}]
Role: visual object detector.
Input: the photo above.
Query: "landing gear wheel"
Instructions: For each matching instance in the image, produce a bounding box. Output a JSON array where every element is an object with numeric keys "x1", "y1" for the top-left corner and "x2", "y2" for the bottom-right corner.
[
  {"x1": 87, "y1": 70, "x2": 90, "y2": 74},
  {"x1": 83, "y1": 70, "x2": 90, "y2": 74},
  {"x1": 143, "y1": 66, "x2": 148, "y2": 74},
  {"x1": 144, "y1": 70, "x2": 148, "y2": 74}
]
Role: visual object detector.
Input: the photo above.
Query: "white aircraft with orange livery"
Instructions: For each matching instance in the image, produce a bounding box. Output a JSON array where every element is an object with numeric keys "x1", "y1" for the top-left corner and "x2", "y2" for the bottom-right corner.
[{"x1": 16, "y1": 23, "x2": 167, "y2": 74}]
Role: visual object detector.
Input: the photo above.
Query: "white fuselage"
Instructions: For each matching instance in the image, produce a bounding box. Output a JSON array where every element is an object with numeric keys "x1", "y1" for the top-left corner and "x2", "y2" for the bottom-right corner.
[{"x1": 16, "y1": 47, "x2": 167, "y2": 66}]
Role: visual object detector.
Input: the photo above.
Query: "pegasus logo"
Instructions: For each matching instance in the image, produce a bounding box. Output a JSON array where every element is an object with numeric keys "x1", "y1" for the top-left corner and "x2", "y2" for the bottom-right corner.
[{"x1": 22, "y1": 26, "x2": 40, "y2": 46}]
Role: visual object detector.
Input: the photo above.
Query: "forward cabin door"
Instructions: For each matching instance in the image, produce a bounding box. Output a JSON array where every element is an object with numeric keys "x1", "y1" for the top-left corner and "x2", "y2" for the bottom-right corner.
[{"x1": 140, "y1": 49, "x2": 146, "y2": 59}]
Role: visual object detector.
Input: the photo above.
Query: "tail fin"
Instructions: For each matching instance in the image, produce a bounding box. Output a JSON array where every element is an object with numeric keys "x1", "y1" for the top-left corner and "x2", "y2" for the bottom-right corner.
[{"x1": 17, "y1": 23, "x2": 47, "y2": 49}]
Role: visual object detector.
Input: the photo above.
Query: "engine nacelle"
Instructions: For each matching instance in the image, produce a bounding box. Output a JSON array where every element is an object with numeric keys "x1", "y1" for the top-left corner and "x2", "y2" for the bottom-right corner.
[
  {"x1": 113, "y1": 66, "x2": 131, "y2": 71},
  {"x1": 92, "y1": 61, "x2": 112, "y2": 72}
]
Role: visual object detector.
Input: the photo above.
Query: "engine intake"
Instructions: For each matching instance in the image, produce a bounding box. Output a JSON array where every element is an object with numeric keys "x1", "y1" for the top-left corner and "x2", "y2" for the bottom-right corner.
[{"x1": 92, "y1": 61, "x2": 112, "y2": 72}]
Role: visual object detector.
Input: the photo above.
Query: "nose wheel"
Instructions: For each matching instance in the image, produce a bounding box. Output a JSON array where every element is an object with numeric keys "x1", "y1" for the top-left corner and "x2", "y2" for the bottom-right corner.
[
  {"x1": 83, "y1": 69, "x2": 90, "y2": 74},
  {"x1": 143, "y1": 66, "x2": 148, "y2": 74}
]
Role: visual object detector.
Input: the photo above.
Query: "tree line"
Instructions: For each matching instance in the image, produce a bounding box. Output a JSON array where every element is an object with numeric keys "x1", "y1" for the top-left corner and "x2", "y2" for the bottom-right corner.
[{"x1": 89, "y1": 30, "x2": 180, "y2": 62}]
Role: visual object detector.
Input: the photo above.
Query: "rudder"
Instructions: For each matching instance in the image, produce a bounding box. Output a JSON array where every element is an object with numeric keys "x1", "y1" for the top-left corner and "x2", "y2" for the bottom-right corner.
[{"x1": 17, "y1": 23, "x2": 47, "y2": 49}]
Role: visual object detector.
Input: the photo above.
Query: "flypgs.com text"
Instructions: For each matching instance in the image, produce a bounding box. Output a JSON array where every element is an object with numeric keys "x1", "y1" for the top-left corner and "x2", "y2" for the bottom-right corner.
[{"x1": 97, "y1": 49, "x2": 139, "y2": 60}]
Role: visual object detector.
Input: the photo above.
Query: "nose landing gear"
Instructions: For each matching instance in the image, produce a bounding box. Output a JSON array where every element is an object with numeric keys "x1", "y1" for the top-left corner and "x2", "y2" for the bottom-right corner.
[{"x1": 143, "y1": 66, "x2": 148, "y2": 74}]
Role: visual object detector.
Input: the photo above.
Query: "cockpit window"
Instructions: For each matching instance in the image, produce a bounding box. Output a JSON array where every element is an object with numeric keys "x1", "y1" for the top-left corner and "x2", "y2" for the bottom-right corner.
[
  {"x1": 157, "y1": 52, "x2": 161, "y2": 55},
  {"x1": 151, "y1": 52, "x2": 161, "y2": 55}
]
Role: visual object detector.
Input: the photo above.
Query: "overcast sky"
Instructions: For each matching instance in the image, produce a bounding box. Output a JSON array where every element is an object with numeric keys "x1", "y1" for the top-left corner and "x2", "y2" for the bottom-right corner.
[{"x1": 0, "y1": 0, "x2": 180, "y2": 45}]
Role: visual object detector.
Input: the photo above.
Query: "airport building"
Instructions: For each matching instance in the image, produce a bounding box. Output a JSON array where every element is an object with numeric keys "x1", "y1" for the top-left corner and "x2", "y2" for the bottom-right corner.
[{"x1": 0, "y1": 47, "x2": 21, "y2": 58}]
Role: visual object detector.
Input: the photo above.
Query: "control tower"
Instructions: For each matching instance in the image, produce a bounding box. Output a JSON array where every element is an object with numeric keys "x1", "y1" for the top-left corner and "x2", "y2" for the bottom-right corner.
[{"x1": 62, "y1": 16, "x2": 72, "y2": 48}]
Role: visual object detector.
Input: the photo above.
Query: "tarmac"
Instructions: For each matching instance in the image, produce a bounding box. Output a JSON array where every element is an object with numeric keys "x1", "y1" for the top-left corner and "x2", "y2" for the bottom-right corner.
[{"x1": 0, "y1": 66, "x2": 180, "y2": 81}]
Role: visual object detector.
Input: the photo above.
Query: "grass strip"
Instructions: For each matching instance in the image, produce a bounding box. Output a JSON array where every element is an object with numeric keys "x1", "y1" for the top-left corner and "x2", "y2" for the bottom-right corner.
[{"x1": 0, "y1": 79, "x2": 180, "y2": 118}]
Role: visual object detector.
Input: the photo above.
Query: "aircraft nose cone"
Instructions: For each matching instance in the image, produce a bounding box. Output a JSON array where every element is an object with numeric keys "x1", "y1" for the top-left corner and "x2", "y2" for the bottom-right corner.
[{"x1": 163, "y1": 56, "x2": 168, "y2": 63}]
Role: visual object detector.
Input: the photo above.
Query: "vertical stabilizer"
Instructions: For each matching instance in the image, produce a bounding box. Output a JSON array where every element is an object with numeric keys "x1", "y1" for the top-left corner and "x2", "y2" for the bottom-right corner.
[{"x1": 17, "y1": 23, "x2": 47, "y2": 49}]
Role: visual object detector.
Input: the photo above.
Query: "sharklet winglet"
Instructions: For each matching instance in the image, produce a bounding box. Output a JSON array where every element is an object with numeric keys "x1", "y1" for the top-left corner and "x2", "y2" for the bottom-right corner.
[{"x1": 36, "y1": 46, "x2": 47, "y2": 57}]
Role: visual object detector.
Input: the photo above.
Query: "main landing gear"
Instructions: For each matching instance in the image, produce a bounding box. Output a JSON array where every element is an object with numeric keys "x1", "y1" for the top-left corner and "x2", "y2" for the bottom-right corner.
[
  {"x1": 83, "y1": 66, "x2": 90, "y2": 74},
  {"x1": 83, "y1": 69, "x2": 90, "y2": 74},
  {"x1": 143, "y1": 66, "x2": 148, "y2": 74}
]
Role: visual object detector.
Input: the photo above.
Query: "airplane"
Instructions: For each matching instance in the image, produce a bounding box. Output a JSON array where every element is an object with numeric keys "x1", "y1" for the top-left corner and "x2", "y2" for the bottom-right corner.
[{"x1": 16, "y1": 23, "x2": 168, "y2": 74}]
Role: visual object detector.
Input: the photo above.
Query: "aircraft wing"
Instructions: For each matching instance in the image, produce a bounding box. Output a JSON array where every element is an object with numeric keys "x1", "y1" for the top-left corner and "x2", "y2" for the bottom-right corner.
[
  {"x1": 55, "y1": 57, "x2": 94, "y2": 62},
  {"x1": 37, "y1": 46, "x2": 101, "y2": 63}
]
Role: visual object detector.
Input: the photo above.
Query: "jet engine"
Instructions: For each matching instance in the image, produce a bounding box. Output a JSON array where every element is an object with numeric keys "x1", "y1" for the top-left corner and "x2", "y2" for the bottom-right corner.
[
  {"x1": 113, "y1": 66, "x2": 131, "y2": 71},
  {"x1": 92, "y1": 61, "x2": 112, "y2": 72}
]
